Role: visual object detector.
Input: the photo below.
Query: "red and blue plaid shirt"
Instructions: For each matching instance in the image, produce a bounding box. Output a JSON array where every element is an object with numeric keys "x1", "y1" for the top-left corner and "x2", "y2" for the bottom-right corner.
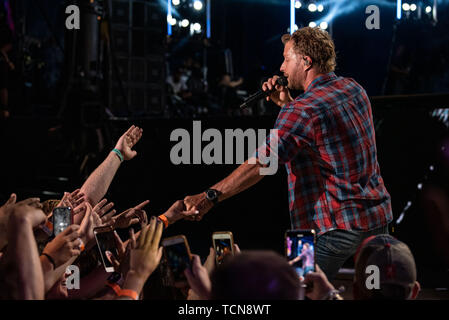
[{"x1": 262, "y1": 72, "x2": 392, "y2": 236}]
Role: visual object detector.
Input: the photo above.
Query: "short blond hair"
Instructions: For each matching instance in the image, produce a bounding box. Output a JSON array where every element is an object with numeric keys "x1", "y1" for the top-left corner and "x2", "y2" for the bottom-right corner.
[{"x1": 282, "y1": 27, "x2": 336, "y2": 73}]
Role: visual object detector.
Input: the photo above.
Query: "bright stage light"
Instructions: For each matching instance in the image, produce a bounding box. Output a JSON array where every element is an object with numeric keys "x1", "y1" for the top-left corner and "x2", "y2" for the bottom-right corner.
[
  {"x1": 319, "y1": 21, "x2": 328, "y2": 30},
  {"x1": 181, "y1": 19, "x2": 189, "y2": 27},
  {"x1": 172, "y1": 0, "x2": 180, "y2": 6},
  {"x1": 402, "y1": 3, "x2": 410, "y2": 11},
  {"x1": 193, "y1": 22, "x2": 201, "y2": 32},
  {"x1": 295, "y1": 1, "x2": 301, "y2": 9},
  {"x1": 308, "y1": 3, "x2": 317, "y2": 12},
  {"x1": 294, "y1": 24, "x2": 299, "y2": 31},
  {"x1": 193, "y1": 0, "x2": 203, "y2": 11},
  {"x1": 317, "y1": 4, "x2": 324, "y2": 12},
  {"x1": 309, "y1": 21, "x2": 317, "y2": 27},
  {"x1": 425, "y1": 6, "x2": 432, "y2": 13},
  {"x1": 167, "y1": 15, "x2": 177, "y2": 25},
  {"x1": 410, "y1": 4, "x2": 417, "y2": 11}
]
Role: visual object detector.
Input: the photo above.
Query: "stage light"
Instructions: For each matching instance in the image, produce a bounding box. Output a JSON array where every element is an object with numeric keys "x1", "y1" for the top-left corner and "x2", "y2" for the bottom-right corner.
[
  {"x1": 181, "y1": 19, "x2": 189, "y2": 27},
  {"x1": 172, "y1": 0, "x2": 180, "y2": 6},
  {"x1": 167, "y1": 15, "x2": 177, "y2": 25},
  {"x1": 309, "y1": 21, "x2": 317, "y2": 27},
  {"x1": 410, "y1": 3, "x2": 417, "y2": 11},
  {"x1": 193, "y1": 22, "x2": 201, "y2": 32},
  {"x1": 317, "y1": 4, "x2": 324, "y2": 12},
  {"x1": 308, "y1": 3, "x2": 317, "y2": 12},
  {"x1": 319, "y1": 21, "x2": 328, "y2": 30},
  {"x1": 294, "y1": 24, "x2": 299, "y2": 31},
  {"x1": 425, "y1": 6, "x2": 432, "y2": 13},
  {"x1": 193, "y1": 0, "x2": 203, "y2": 11},
  {"x1": 295, "y1": 1, "x2": 301, "y2": 9},
  {"x1": 402, "y1": 3, "x2": 410, "y2": 11},
  {"x1": 397, "y1": 0, "x2": 402, "y2": 19}
]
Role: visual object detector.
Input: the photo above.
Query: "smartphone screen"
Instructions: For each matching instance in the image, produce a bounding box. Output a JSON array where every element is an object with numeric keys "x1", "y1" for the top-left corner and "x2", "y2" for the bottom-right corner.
[
  {"x1": 95, "y1": 230, "x2": 118, "y2": 272},
  {"x1": 213, "y1": 237, "x2": 233, "y2": 265},
  {"x1": 163, "y1": 240, "x2": 191, "y2": 283},
  {"x1": 53, "y1": 207, "x2": 72, "y2": 236},
  {"x1": 285, "y1": 230, "x2": 315, "y2": 278}
]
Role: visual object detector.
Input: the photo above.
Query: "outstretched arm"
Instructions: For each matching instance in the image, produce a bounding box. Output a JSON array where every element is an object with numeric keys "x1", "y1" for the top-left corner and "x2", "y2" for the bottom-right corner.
[
  {"x1": 184, "y1": 157, "x2": 266, "y2": 221},
  {"x1": 80, "y1": 125, "x2": 143, "y2": 205},
  {"x1": 1, "y1": 203, "x2": 47, "y2": 299}
]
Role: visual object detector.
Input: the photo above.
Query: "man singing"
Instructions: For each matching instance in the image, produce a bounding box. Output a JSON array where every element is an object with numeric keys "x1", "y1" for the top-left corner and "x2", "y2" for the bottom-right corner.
[{"x1": 180, "y1": 27, "x2": 393, "y2": 281}]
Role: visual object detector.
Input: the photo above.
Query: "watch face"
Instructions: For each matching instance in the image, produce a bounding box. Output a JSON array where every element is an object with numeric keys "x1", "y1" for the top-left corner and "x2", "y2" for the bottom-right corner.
[{"x1": 207, "y1": 190, "x2": 216, "y2": 199}]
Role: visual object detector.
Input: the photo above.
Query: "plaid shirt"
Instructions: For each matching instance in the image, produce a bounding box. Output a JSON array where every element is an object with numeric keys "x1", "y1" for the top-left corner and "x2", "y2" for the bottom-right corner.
[{"x1": 261, "y1": 72, "x2": 392, "y2": 236}]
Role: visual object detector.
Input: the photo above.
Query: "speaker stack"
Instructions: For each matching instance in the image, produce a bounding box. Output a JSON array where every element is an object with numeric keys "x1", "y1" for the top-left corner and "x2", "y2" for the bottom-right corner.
[{"x1": 109, "y1": 0, "x2": 166, "y2": 116}]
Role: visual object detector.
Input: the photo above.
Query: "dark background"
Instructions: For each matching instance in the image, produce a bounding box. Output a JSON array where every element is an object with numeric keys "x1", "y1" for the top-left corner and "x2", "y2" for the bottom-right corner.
[{"x1": 1, "y1": 0, "x2": 449, "y2": 289}]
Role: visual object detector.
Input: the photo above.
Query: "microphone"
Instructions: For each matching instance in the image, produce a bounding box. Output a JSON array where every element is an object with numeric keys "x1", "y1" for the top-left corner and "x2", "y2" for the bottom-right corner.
[{"x1": 240, "y1": 76, "x2": 288, "y2": 109}]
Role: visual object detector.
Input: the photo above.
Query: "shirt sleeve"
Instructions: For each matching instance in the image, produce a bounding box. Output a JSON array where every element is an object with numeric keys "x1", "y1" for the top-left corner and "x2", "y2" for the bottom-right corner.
[{"x1": 255, "y1": 103, "x2": 315, "y2": 165}]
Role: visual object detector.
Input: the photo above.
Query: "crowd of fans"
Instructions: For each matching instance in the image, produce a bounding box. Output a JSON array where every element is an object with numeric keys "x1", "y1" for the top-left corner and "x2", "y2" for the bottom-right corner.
[{"x1": 0, "y1": 124, "x2": 422, "y2": 300}]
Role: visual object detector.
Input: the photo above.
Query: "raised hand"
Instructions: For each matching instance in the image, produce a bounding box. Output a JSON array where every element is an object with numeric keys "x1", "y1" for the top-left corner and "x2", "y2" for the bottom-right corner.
[
  {"x1": 262, "y1": 75, "x2": 293, "y2": 107},
  {"x1": 91, "y1": 198, "x2": 116, "y2": 227},
  {"x1": 58, "y1": 189, "x2": 85, "y2": 209},
  {"x1": 303, "y1": 264, "x2": 336, "y2": 300},
  {"x1": 8, "y1": 198, "x2": 45, "y2": 228},
  {"x1": 184, "y1": 254, "x2": 212, "y2": 300},
  {"x1": 0, "y1": 193, "x2": 18, "y2": 235},
  {"x1": 78, "y1": 202, "x2": 94, "y2": 244},
  {"x1": 110, "y1": 200, "x2": 149, "y2": 229},
  {"x1": 106, "y1": 229, "x2": 134, "y2": 275},
  {"x1": 1, "y1": 194, "x2": 42, "y2": 249},
  {"x1": 42, "y1": 225, "x2": 83, "y2": 268},
  {"x1": 127, "y1": 217, "x2": 164, "y2": 281},
  {"x1": 183, "y1": 193, "x2": 213, "y2": 222},
  {"x1": 114, "y1": 125, "x2": 143, "y2": 161},
  {"x1": 0, "y1": 193, "x2": 17, "y2": 215}
]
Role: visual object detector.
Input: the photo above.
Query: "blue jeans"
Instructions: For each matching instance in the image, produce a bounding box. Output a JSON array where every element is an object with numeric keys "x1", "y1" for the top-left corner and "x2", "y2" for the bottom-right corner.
[{"x1": 315, "y1": 224, "x2": 389, "y2": 282}]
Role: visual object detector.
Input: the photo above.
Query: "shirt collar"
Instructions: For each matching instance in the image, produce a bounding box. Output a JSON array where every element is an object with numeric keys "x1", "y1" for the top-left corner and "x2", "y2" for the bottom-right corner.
[{"x1": 305, "y1": 72, "x2": 337, "y2": 92}]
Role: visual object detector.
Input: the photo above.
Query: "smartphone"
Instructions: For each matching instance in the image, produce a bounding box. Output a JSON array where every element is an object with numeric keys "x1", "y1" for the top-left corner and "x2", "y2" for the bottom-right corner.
[
  {"x1": 94, "y1": 226, "x2": 118, "y2": 273},
  {"x1": 162, "y1": 235, "x2": 192, "y2": 286},
  {"x1": 52, "y1": 207, "x2": 72, "y2": 236},
  {"x1": 285, "y1": 229, "x2": 316, "y2": 278},
  {"x1": 212, "y1": 231, "x2": 235, "y2": 265}
]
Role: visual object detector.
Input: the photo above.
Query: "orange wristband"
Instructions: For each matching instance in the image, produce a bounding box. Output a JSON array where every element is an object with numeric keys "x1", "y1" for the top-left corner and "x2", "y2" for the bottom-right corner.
[
  {"x1": 106, "y1": 282, "x2": 121, "y2": 295},
  {"x1": 158, "y1": 214, "x2": 168, "y2": 228},
  {"x1": 119, "y1": 289, "x2": 139, "y2": 300}
]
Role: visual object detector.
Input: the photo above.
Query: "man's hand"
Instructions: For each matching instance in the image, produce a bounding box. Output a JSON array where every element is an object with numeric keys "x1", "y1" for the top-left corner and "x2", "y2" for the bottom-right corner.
[
  {"x1": 109, "y1": 200, "x2": 149, "y2": 229},
  {"x1": 163, "y1": 200, "x2": 199, "y2": 225},
  {"x1": 1, "y1": 194, "x2": 43, "y2": 249},
  {"x1": 184, "y1": 254, "x2": 212, "y2": 300},
  {"x1": 78, "y1": 202, "x2": 94, "y2": 244},
  {"x1": 203, "y1": 247, "x2": 216, "y2": 275},
  {"x1": 303, "y1": 264, "x2": 336, "y2": 300},
  {"x1": 8, "y1": 199, "x2": 45, "y2": 228},
  {"x1": 0, "y1": 193, "x2": 17, "y2": 221},
  {"x1": 114, "y1": 125, "x2": 143, "y2": 161},
  {"x1": 106, "y1": 229, "x2": 129, "y2": 274},
  {"x1": 42, "y1": 225, "x2": 83, "y2": 268},
  {"x1": 183, "y1": 193, "x2": 213, "y2": 221},
  {"x1": 91, "y1": 198, "x2": 116, "y2": 227},
  {"x1": 58, "y1": 189, "x2": 86, "y2": 209},
  {"x1": 262, "y1": 75, "x2": 293, "y2": 107}
]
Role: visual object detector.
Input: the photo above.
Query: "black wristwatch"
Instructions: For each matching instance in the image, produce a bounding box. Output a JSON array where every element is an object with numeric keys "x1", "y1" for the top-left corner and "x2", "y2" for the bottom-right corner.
[{"x1": 205, "y1": 189, "x2": 220, "y2": 205}]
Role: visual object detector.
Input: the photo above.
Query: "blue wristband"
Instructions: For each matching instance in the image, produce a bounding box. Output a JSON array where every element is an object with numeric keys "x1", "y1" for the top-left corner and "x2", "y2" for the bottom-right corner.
[{"x1": 112, "y1": 148, "x2": 124, "y2": 162}]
